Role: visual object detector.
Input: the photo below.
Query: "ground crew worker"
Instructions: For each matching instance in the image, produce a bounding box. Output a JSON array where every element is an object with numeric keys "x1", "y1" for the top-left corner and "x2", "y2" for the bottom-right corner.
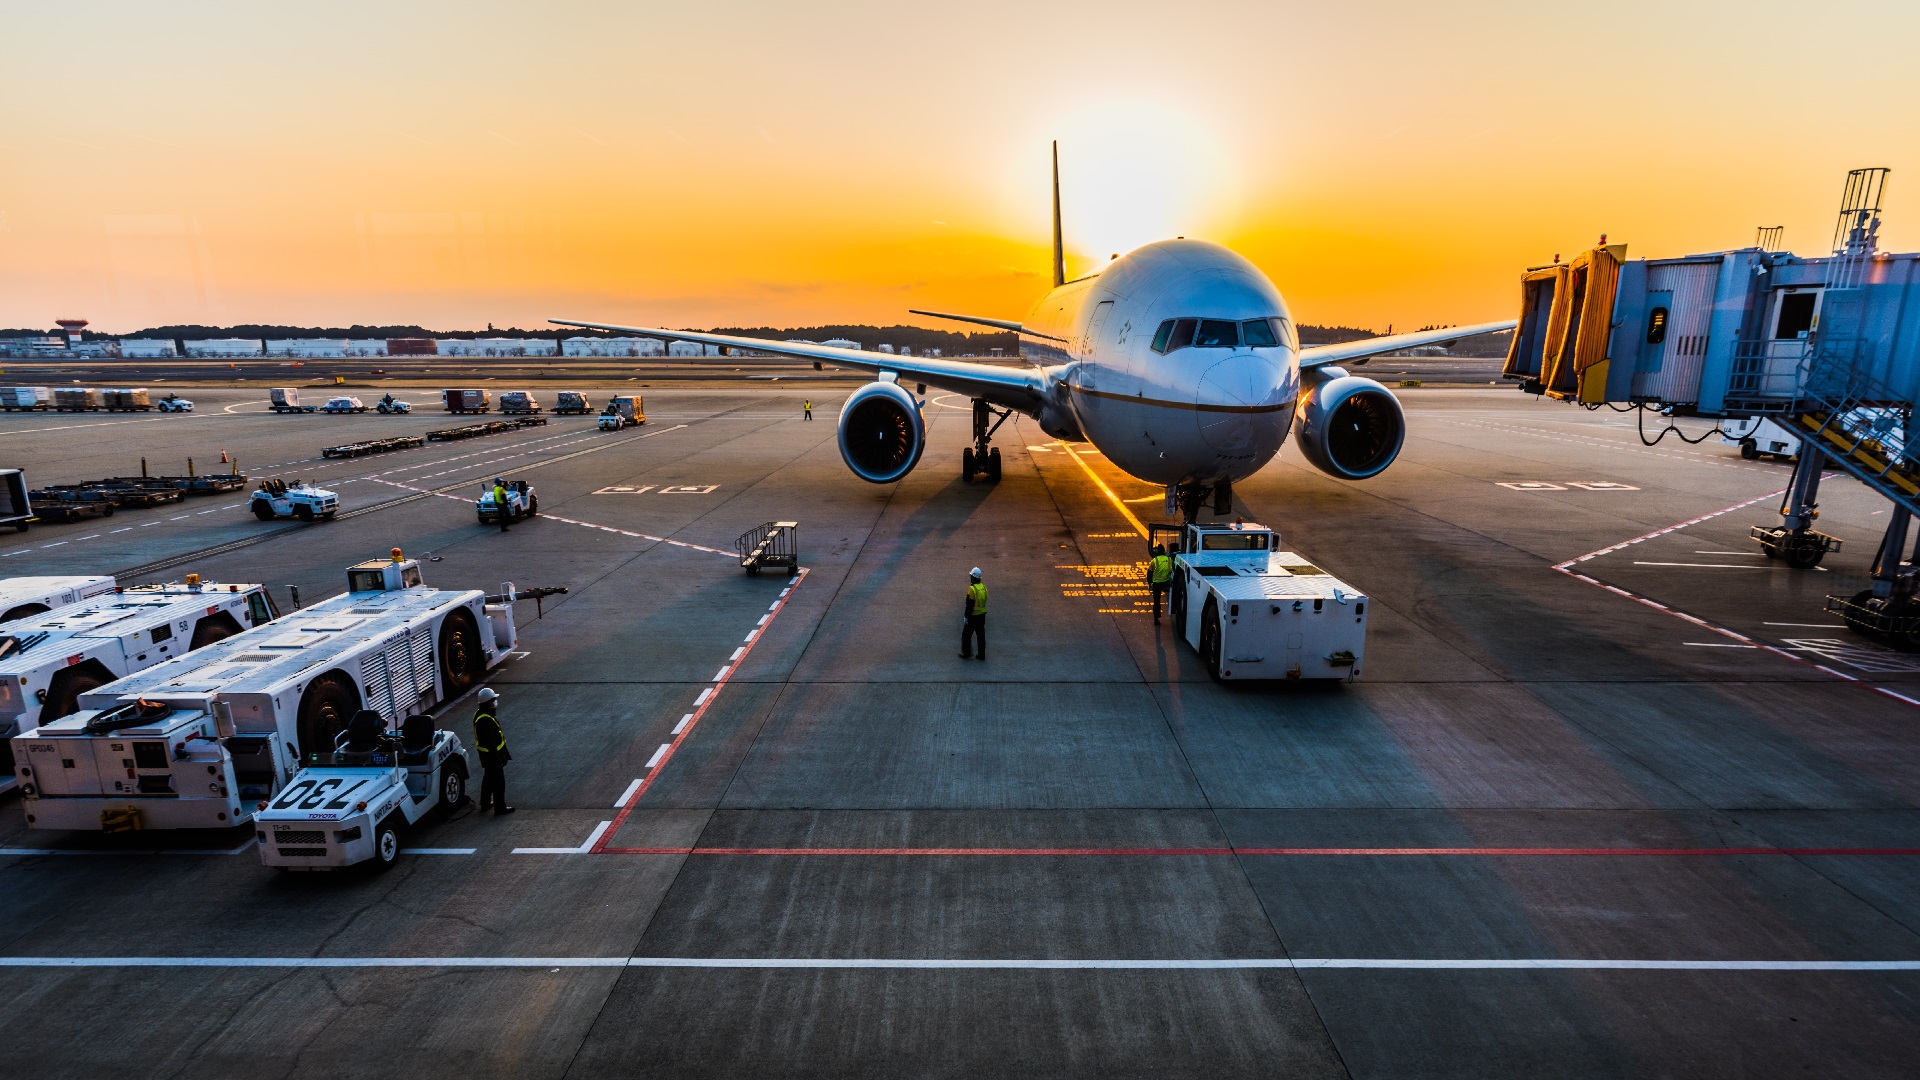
[
  {"x1": 1148, "y1": 543, "x2": 1174, "y2": 624},
  {"x1": 473, "y1": 687, "x2": 513, "y2": 815},
  {"x1": 960, "y1": 567, "x2": 987, "y2": 660},
  {"x1": 492, "y1": 478, "x2": 511, "y2": 533},
  {"x1": 803, "y1": 399, "x2": 813, "y2": 421}
]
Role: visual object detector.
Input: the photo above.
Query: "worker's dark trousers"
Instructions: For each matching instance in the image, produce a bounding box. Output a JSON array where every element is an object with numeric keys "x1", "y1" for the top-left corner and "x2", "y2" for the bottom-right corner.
[
  {"x1": 804, "y1": 411, "x2": 812, "y2": 421},
  {"x1": 480, "y1": 765, "x2": 507, "y2": 809},
  {"x1": 1150, "y1": 582, "x2": 1168, "y2": 622},
  {"x1": 961, "y1": 614, "x2": 986, "y2": 659},
  {"x1": 499, "y1": 514, "x2": 510, "y2": 533}
]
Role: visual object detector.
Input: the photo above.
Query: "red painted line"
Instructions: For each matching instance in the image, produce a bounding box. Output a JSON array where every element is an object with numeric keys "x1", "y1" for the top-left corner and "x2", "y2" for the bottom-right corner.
[
  {"x1": 592, "y1": 845, "x2": 1920, "y2": 857},
  {"x1": 593, "y1": 567, "x2": 810, "y2": 853}
]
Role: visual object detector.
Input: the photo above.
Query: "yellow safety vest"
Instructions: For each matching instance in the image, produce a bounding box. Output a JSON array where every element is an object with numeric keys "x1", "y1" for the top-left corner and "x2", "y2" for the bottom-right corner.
[
  {"x1": 493, "y1": 484, "x2": 508, "y2": 506},
  {"x1": 473, "y1": 707, "x2": 506, "y2": 752},
  {"x1": 1148, "y1": 554, "x2": 1173, "y2": 584},
  {"x1": 967, "y1": 582, "x2": 987, "y2": 615}
]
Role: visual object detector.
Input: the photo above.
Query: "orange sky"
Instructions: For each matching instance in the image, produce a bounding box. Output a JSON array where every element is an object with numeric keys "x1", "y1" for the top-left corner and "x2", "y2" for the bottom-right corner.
[{"x1": 4, "y1": 1, "x2": 1917, "y2": 334}]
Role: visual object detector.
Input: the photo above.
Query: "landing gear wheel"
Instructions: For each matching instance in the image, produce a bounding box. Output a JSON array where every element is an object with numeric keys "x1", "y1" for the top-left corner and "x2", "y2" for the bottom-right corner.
[
  {"x1": 962, "y1": 448, "x2": 975, "y2": 481},
  {"x1": 1200, "y1": 598, "x2": 1223, "y2": 681},
  {"x1": 372, "y1": 818, "x2": 400, "y2": 871},
  {"x1": 1839, "y1": 589, "x2": 1878, "y2": 638},
  {"x1": 1739, "y1": 438, "x2": 1759, "y2": 460},
  {"x1": 438, "y1": 762, "x2": 467, "y2": 811},
  {"x1": 988, "y1": 447, "x2": 1002, "y2": 481},
  {"x1": 1782, "y1": 533, "x2": 1827, "y2": 570},
  {"x1": 253, "y1": 501, "x2": 276, "y2": 521}
]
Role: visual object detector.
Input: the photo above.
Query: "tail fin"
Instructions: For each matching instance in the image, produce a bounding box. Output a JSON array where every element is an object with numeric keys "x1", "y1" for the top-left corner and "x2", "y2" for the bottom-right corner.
[{"x1": 1051, "y1": 141, "x2": 1065, "y2": 288}]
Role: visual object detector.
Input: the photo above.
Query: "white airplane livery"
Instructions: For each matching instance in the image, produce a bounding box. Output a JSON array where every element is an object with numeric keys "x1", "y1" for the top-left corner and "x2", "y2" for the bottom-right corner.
[{"x1": 556, "y1": 144, "x2": 1513, "y2": 521}]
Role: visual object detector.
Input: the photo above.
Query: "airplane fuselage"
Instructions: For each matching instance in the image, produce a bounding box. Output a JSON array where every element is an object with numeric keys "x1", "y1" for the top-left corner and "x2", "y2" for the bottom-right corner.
[{"x1": 1018, "y1": 239, "x2": 1299, "y2": 486}]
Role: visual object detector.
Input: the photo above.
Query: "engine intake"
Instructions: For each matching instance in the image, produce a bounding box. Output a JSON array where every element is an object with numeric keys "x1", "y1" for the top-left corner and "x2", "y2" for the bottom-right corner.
[
  {"x1": 1293, "y1": 370, "x2": 1405, "y2": 480},
  {"x1": 836, "y1": 380, "x2": 926, "y2": 484}
]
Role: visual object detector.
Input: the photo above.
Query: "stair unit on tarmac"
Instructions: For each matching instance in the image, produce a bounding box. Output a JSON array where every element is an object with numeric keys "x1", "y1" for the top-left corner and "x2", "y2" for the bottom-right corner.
[{"x1": 1502, "y1": 168, "x2": 1920, "y2": 648}]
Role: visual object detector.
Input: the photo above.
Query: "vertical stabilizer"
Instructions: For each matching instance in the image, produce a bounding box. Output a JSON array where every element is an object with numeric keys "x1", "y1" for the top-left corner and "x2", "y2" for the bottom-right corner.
[{"x1": 1051, "y1": 141, "x2": 1065, "y2": 288}]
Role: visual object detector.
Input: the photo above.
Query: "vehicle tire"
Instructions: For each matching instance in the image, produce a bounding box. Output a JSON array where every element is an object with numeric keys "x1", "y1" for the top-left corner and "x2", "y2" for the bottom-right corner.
[
  {"x1": 526, "y1": 496, "x2": 538, "y2": 517},
  {"x1": 1, "y1": 602, "x2": 50, "y2": 623},
  {"x1": 477, "y1": 515, "x2": 489, "y2": 527},
  {"x1": 42, "y1": 665, "x2": 109, "y2": 719},
  {"x1": 437, "y1": 609, "x2": 484, "y2": 698},
  {"x1": 295, "y1": 672, "x2": 360, "y2": 764},
  {"x1": 1199, "y1": 598, "x2": 1223, "y2": 681},
  {"x1": 1889, "y1": 598, "x2": 1920, "y2": 653},
  {"x1": 12, "y1": 521, "x2": 25, "y2": 532},
  {"x1": 189, "y1": 612, "x2": 243, "y2": 649},
  {"x1": 372, "y1": 817, "x2": 401, "y2": 871},
  {"x1": 102, "y1": 504, "x2": 114, "y2": 517},
  {"x1": 1782, "y1": 533, "x2": 1826, "y2": 570},
  {"x1": 293, "y1": 504, "x2": 314, "y2": 522},
  {"x1": 988, "y1": 447, "x2": 1002, "y2": 481},
  {"x1": 1739, "y1": 438, "x2": 1759, "y2": 460},
  {"x1": 438, "y1": 759, "x2": 467, "y2": 811},
  {"x1": 962, "y1": 448, "x2": 975, "y2": 480}
]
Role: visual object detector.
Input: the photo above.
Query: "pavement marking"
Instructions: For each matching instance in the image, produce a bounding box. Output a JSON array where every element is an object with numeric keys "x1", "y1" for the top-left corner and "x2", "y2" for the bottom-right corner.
[
  {"x1": 645, "y1": 744, "x2": 670, "y2": 768},
  {"x1": 1767, "y1": 622, "x2": 1846, "y2": 628},
  {"x1": 109, "y1": 527, "x2": 132, "y2": 533},
  {"x1": 0, "y1": 415, "x2": 200, "y2": 437},
  {"x1": 0, "y1": 841, "x2": 252, "y2": 857},
  {"x1": 513, "y1": 820, "x2": 610, "y2": 856},
  {"x1": 1633, "y1": 561, "x2": 1769, "y2": 569},
  {"x1": 597, "y1": 845, "x2": 1920, "y2": 858},
  {"x1": 614, "y1": 778, "x2": 644, "y2": 808},
  {"x1": 401, "y1": 848, "x2": 476, "y2": 855},
  {"x1": 730, "y1": 646, "x2": 745, "y2": 660},
  {"x1": 1558, "y1": 488, "x2": 1786, "y2": 567},
  {"x1": 1685, "y1": 642, "x2": 1759, "y2": 648},
  {"x1": 1, "y1": 956, "x2": 1914, "y2": 972},
  {"x1": 597, "y1": 570, "x2": 810, "y2": 854}
]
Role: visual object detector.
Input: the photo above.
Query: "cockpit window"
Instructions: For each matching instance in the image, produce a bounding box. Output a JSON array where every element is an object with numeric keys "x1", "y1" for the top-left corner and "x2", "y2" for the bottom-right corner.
[
  {"x1": 1151, "y1": 320, "x2": 1174, "y2": 352},
  {"x1": 1241, "y1": 319, "x2": 1278, "y2": 347},
  {"x1": 1193, "y1": 320, "x2": 1238, "y2": 347},
  {"x1": 1164, "y1": 319, "x2": 1196, "y2": 353}
]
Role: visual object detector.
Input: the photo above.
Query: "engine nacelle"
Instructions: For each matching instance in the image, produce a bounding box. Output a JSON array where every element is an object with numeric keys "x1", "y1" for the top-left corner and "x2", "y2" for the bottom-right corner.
[
  {"x1": 836, "y1": 380, "x2": 926, "y2": 484},
  {"x1": 1292, "y1": 368, "x2": 1405, "y2": 481}
]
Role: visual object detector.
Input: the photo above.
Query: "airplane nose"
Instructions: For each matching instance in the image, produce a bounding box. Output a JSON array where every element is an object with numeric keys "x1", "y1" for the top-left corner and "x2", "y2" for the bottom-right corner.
[{"x1": 1196, "y1": 353, "x2": 1281, "y2": 454}]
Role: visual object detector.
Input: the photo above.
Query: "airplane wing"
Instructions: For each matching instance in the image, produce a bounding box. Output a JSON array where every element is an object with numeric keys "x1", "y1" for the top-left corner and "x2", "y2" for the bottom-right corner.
[
  {"x1": 1299, "y1": 320, "x2": 1516, "y2": 369},
  {"x1": 549, "y1": 319, "x2": 1048, "y2": 412},
  {"x1": 906, "y1": 308, "x2": 1068, "y2": 343}
]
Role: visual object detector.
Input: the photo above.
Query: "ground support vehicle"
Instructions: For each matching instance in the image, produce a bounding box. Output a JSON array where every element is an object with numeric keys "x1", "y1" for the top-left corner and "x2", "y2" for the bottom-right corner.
[
  {"x1": 157, "y1": 394, "x2": 194, "y2": 413},
  {"x1": 597, "y1": 395, "x2": 645, "y2": 431},
  {"x1": 442, "y1": 388, "x2": 490, "y2": 414},
  {"x1": 102, "y1": 389, "x2": 151, "y2": 412},
  {"x1": 255, "y1": 712, "x2": 467, "y2": 870},
  {"x1": 0, "y1": 578, "x2": 274, "y2": 791},
  {"x1": 322, "y1": 396, "x2": 368, "y2": 414},
  {"x1": 80, "y1": 484, "x2": 183, "y2": 510},
  {"x1": 250, "y1": 479, "x2": 338, "y2": 521},
  {"x1": 323, "y1": 435, "x2": 425, "y2": 459},
  {"x1": 28, "y1": 490, "x2": 115, "y2": 523},
  {"x1": 553, "y1": 391, "x2": 592, "y2": 414},
  {"x1": 1156, "y1": 521, "x2": 1369, "y2": 682},
  {"x1": 0, "y1": 387, "x2": 51, "y2": 411},
  {"x1": 426, "y1": 417, "x2": 546, "y2": 442},
  {"x1": 1722, "y1": 416, "x2": 1802, "y2": 461},
  {"x1": 0, "y1": 469, "x2": 31, "y2": 532},
  {"x1": 374, "y1": 395, "x2": 411, "y2": 415},
  {"x1": 499, "y1": 391, "x2": 541, "y2": 415},
  {"x1": 52, "y1": 388, "x2": 101, "y2": 412},
  {"x1": 736, "y1": 521, "x2": 798, "y2": 576},
  {"x1": 13, "y1": 551, "x2": 517, "y2": 832},
  {"x1": 268, "y1": 388, "x2": 317, "y2": 414},
  {"x1": 0, "y1": 575, "x2": 115, "y2": 622},
  {"x1": 476, "y1": 480, "x2": 537, "y2": 525}
]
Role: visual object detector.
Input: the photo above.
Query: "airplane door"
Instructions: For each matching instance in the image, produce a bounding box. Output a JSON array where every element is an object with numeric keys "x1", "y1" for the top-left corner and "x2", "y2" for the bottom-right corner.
[{"x1": 1081, "y1": 301, "x2": 1116, "y2": 362}]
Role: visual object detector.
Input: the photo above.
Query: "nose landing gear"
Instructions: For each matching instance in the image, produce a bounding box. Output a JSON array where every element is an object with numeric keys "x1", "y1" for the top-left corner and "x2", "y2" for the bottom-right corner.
[
  {"x1": 963, "y1": 399, "x2": 1011, "y2": 482},
  {"x1": 1171, "y1": 480, "x2": 1234, "y2": 524}
]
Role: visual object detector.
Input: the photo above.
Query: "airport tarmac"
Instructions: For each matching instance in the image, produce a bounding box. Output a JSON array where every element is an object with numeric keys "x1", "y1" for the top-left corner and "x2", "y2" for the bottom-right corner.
[{"x1": 1, "y1": 385, "x2": 1916, "y2": 1078}]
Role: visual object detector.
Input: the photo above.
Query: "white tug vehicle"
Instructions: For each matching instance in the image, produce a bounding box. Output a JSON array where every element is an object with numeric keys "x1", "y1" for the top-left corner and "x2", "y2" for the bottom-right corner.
[
  {"x1": 250, "y1": 478, "x2": 339, "y2": 522},
  {"x1": 475, "y1": 478, "x2": 537, "y2": 526},
  {"x1": 12, "y1": 550, "x2": 515, "y2": 834},
  {"x1": 1157, "y1": 520, "x2": 1369, "y2": 682}
]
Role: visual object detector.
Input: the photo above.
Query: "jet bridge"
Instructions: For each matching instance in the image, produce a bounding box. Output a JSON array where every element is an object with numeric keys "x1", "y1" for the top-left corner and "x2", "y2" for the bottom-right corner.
[{"x1": 1503, "y1": 168, "x2": 1920, "y2": 647}]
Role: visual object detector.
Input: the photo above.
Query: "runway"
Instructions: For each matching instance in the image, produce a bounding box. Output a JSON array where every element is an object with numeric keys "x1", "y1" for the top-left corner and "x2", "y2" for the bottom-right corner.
[{"x1": 1, "y1": 386, "x2": 1916, "y2": 1078}]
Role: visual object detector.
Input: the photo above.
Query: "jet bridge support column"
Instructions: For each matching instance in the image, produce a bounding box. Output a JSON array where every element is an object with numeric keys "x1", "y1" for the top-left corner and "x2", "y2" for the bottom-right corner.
[
  {"x1": 1751, "y1": 445, "x2": 1843, "y2": 569},
  {"x1": 1831, "y1": 505, "x2": 1920, "y2": 649}
]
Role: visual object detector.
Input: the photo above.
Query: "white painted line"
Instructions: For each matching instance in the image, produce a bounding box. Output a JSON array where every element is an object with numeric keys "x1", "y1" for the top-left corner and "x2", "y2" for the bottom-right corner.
[
  {"x1": 614, "y1": 778, "x2": 644, "y2": 808},
  {"x1": 139, "y1": 522, "x2": 158, "y2": 527},
  {"x1": 768, "y1": 602, "x2": 780, "y2": 611},
  {"x1": 645, "y1": 744, "x2": 670, "y2": 768},
  {"x1": 1765, "y1": 622, "x2": 1847, "y2": 628},
  {"x1": 694, "y1": 688, "x2": 711, "y2": 706},
  {"x1": 1, "y1": 956, "x2": 1915, "y2": 971},
  {"x1": 757, "y1": 614, "x2": 770, "y2": 626},
  {"x1": 713, "y1": 666, "x2": 730, "y2": 682},
  {"x1": 729, "y1": 647, "x2": 745, "y2": 661},
  {"x1": 779, "y1": 588, "x2": 790, "y2": 598},
  {"x1": 1, "y1": 551, "x2": 21, "y2": 556},
  {"x1": 744, "y1": 629, "x2": 758, "y2": 643},
  {"x1": 512, "y1": 847, "x2": 586, "y2": 855},
  {"x1": 169, "y1": 515, "x2": 189, "y2": 521},
  {"x1": 1684, "y1": 642, "x2": 1757, "y2": 648},
  {"x1": 75, "y1": 534, "x2": 100, "y2": 541},
  {"x1": 1632, "y1": 562, "x2": 1767, "y2": 569},
  {"x1": 402, "y1": 848, "x2": 477, "y2": 855},
  {"x1": 579, "y1": 820, "x2": 611, "y2": 852},
  {"x1": 673, "y1": 713, "x2": 692, "y2": 734},
  {"x1": 110, "y1": 527, "x2": 132, "y2": 534},
  {"x1": 39, "y1": 542, "x2": 65, "y2": 548}
]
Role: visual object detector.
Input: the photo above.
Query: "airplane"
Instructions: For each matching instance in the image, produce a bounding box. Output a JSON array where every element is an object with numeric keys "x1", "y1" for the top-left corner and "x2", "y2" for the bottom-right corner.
[{"x1": 554, "y1": 143, "x2": 1514, "y2": 522}]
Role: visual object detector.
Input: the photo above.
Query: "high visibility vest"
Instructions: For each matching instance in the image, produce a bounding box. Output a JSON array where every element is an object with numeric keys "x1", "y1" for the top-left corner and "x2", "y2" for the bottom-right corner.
[
  {"x1": 1148, "y1": 554, "x2": 1173, "y2": 584},
  {"x1": 967, "y1": 582, "x2": 987, "y2": 616},
  {"x1": 473, "y1": 707, "x2": 506, "y2": 752},
  {"x1": 493, "y1": 485, "x2": 508, "y2": 506}
]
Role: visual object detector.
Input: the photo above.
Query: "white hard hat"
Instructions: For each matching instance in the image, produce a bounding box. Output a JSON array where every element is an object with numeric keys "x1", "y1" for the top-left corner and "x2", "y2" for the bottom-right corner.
[
  {"x1": 969, "y1": 567, "x2": 982, "y2": 578},
  {"x1": 477, "y1": 687, "x2": 498, "y2": 702}
]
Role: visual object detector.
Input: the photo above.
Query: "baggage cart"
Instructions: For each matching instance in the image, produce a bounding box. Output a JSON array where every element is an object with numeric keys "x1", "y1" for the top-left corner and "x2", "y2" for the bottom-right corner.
[{"x1": 442, "y1": 388, "x2": 491, "y2": 414}]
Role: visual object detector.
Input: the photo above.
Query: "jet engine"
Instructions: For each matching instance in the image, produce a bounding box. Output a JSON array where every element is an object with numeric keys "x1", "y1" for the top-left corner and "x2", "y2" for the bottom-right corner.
[
  {"x1": 1292, "y1": 368, "x2": 1405, "y2": 481},
  {"x1": 836, "y1": 380, "x2": 926, "y2": 483}
]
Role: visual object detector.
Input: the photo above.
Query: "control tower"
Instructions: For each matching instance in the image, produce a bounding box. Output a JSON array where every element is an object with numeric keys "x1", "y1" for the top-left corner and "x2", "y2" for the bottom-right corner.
[{"x1": 54, "y1": 319, "x2": 87, "y2": 349}]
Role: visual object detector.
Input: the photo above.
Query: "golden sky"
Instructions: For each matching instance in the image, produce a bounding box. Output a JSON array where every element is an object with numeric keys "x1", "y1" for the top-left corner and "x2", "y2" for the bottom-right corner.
[{"x1": 4, "y1": 1, "x2": 1917, "y2": 333}]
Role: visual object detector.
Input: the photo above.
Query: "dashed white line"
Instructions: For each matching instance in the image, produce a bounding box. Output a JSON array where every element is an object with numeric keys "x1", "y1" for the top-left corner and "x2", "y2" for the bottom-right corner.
[
  {"x1": 729, "y1": 647, "x2": 745, "y2": 661},
  {"x1": 712, "y1": 666, "x2": 731, "y2": 682},
  {"x1": 644, "y1": 744, "x2": 670, "y2": 769},
  {"x1": 614, "y1": 778, "x2": 644, "y2": 808},
  {"x1": 694, "y1": 688, "x2": 712, "y2": 706},
  {"x1": 672, "y1": 713, "x2": 692, "y2": 735}
]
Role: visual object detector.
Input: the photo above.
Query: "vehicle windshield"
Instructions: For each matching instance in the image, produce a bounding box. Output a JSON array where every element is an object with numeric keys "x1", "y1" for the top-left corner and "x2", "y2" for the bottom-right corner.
[
  {"x1": 1151, "y1": 317, "x2": 1293, "y2": 354},
  {"x1": 1200, "y1": 532, "x2": 1270, "y2": 551}
]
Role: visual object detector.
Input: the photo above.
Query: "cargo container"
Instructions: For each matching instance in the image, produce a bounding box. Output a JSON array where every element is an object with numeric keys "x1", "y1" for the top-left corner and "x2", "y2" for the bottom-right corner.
[
  {"x1": 498, "y1": 390, "x2": 541, "y2": 414},
  {"x1": 52, "y1": 388, "x2": 101, "y2": 412},
  {"x1": 269, "y1": 387, "x2": 317, "y2": 414},
  {"x1": 13, "y1": 551, "x2": 516, "y2": 832},
  {"x1": 442, "y1": 388, "x2": 490, "y2": 414},
  {"x1": 553, "y1": 390, "x2": 592, "y2": 414},
  {"x1": 0, "y1": 387, "x2": 50, "y2": 411},
  {"x1": 101, "y1": 388, "x2": 151, "y2": 412}
]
